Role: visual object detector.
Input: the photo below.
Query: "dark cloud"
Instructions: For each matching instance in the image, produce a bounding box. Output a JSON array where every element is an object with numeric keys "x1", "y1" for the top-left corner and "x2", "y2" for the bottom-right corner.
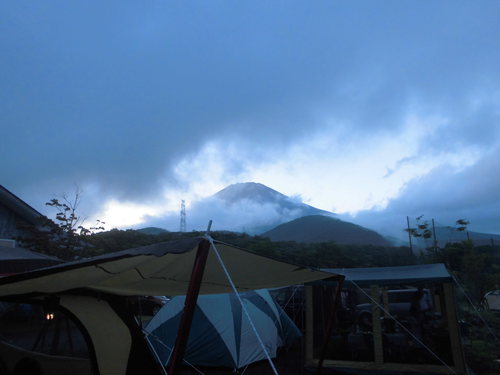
[{"x1": 1, "y1": 1, "x2": 500, "y2": 225}]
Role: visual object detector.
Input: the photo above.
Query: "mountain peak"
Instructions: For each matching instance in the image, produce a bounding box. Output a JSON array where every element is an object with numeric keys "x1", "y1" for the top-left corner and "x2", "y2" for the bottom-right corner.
[
  {"x1": 214, "y1": 182, "x2": 288, "y2": 205},
  {"x1": 209, "y1": 182, "x2": 333, "y2": 233}
]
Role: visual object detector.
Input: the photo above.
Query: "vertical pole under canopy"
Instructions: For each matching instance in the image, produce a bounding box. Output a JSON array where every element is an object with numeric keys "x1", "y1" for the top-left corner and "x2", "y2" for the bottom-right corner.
[
  {"x1": 317, "y1": 275, "x2": 345, "y2": 374},
  {"x1": 167, "y1": 238, "x2": 211, "y2": 375}
]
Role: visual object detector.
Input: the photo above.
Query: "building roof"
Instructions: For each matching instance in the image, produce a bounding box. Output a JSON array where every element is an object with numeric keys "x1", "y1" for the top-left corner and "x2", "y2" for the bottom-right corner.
[
  {"x1": 0, "y1": 185, "x2": 43, "y2": 225},
  {"x1": 320, "y1": 263, "x2": 452, "y2": 286},
  {"x1": 0, "y1": 245, "x2": 63, "y2": 275},
  {"x1": 0, "y1": 245, "x2": 60, "y2": 261}
]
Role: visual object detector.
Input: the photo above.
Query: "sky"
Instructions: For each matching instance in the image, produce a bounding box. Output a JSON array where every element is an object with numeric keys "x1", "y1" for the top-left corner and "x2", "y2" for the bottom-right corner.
[{"x1": 2, "y1": 1, "x2": 500, "y2": 238}]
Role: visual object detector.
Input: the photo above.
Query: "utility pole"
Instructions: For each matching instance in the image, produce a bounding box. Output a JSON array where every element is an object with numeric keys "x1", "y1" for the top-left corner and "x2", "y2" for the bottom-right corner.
[
  {"x1": 406, "y1": 216, "x2": 413, "y2": 255},
  {"x1": 432, "y1": 218, "x2": 438, "y2": 255},
  {"x1": 180, "y1": 200, "x2": 186, "y2": 232}
]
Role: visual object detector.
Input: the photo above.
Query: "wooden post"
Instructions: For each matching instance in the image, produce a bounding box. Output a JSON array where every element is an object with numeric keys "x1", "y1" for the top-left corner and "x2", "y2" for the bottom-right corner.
[
  {"x1": 317, "y1": 276, "x2": 345, "y2": 374},
  {"x1": 443, "y1": 282, "x2": 467, "y2": 375},
  {"x1": 371, "y1": 285, "x2": 383, "y2": 366},
  {"x1": 305, "y1": 285, "x2": 314, "y2": 366},
  {"x1": 167, "y1": 239, "x2": 211, "y2": 375},
  {"x1": 382, "y1": 287, "x2": 390, "y2": 319}
]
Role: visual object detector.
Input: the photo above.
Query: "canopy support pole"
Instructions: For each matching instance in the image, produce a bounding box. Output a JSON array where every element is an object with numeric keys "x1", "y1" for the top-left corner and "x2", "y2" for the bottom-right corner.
[
  {"x1": 208, "y1": 237, "x2": 280, "y2": 375},
  {"x1": 167, "y1": 238, "x2": 211, "y2": 375},
  {"x1": 316, "y1": 276, "x2": 345, "y2": 374}
]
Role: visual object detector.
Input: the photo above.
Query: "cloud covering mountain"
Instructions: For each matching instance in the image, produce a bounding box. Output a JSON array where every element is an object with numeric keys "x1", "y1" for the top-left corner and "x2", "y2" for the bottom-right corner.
[
  {"x1": 145, "y1": 182, "x2": 333, "y2": 234},
  {"x1": 1, "y1": 2, "x2": 500, "y2": 235}
]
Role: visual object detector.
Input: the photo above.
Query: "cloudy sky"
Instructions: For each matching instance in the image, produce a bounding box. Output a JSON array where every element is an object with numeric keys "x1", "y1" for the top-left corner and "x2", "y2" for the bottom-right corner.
[{"x1": 2, "y1": 1, "x2": 500, "y2": 237}]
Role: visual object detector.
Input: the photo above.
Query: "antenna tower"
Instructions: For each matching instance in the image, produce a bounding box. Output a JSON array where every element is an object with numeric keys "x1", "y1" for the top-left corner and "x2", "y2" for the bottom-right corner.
[{"x1": 180, "y1": 200, "x2": 186, "y2": 232}]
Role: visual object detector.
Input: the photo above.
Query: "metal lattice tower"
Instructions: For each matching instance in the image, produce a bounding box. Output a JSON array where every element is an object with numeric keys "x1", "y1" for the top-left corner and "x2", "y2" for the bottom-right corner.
[{"x1": 180, "y1": 200, "x2": 186, "y2": 232}]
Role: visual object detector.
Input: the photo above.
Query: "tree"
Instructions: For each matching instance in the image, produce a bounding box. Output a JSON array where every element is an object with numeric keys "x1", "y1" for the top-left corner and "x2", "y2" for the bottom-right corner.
[
  {"x1": 18, "y1": 190, "x2": 104, "y2": 260},
  {"x1": 455, "y1": 218, "x2": 470, "y2": 232},
  {"x1": 404, "y1": 215, "x2": 433, "y2": 240}
]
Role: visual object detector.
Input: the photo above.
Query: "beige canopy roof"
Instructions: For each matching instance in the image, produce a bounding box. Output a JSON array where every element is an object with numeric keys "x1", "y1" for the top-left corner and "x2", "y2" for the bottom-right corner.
[{"x1": 0, "y1": 237, "x2": 336, "y2": 298}]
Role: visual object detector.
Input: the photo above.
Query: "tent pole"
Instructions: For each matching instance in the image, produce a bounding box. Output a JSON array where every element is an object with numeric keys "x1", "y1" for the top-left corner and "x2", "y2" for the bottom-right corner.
[
  {"x1": 167, "y1": 238, "x2": 211, "y2": 375},
  {"x1": 316, "y1": 276, "x2": 345, "y2": 374}
]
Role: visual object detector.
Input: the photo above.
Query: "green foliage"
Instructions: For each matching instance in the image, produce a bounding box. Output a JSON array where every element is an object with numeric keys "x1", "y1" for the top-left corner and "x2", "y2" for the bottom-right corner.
[
  {"x1": 18, "y1": 192, "x2": 105, "y2": 260},
  {"x1": 84, "y1": 229, "x2": 416, "y2": 269},
  {"x1": 426, "y1": 241, "x2": 500, "y2": 304},
  {"x1": 83, "y1": 229, "x2": 203, "y2": 257},
  {"x1": 455, "y1": 218, "x2": 470, "y2": 232},
  {"x1": 421, "y1": 239, "x2": 500, "y2": 374},
  {"x1": 405, "y1": 215, "x2": 433, "y2": 239},
  {"x1": 464, "y1": 338, "x2": 500, "y2": 374},
  {"x1": 17, "y1": 215, "x2": 73, "y2": 259}
]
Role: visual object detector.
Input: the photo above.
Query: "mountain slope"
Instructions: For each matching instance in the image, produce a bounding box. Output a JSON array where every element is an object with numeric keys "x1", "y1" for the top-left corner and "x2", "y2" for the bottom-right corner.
[
  {"x1": 137, "y1": 227, "x2": 169, "y2": 235},
  {"x1": 262, "y1": 215, "x2": 391, "y2": 246}
]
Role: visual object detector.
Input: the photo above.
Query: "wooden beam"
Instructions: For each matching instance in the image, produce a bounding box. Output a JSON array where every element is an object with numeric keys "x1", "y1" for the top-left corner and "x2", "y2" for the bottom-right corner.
[
  {"x1": 443, "y1": 282, "x2": 467, "y2": 374},
  {"x1": 382, "y1": 287, "x2": 390, "y2": 319},
  {"x1": 317, "y1": 276, "x2": 345, "y2": 374},
  {"x1": 370, "y1": 285, "x2": 383, "y2": 365},
  {"x1": 167, "y1": 239, "x2": 211, "y2": 375},
  {"x1": 310, "y1": 358, "x2": 455, "y2": 374}
]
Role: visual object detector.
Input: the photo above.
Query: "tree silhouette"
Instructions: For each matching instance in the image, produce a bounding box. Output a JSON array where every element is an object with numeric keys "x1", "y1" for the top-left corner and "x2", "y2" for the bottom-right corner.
[
  {"x1": 404, "y1": 215, "x2": 432, "y2": 239},
  {"x1": 18, "y1": 189, "x2": 104, "y2": 260}
]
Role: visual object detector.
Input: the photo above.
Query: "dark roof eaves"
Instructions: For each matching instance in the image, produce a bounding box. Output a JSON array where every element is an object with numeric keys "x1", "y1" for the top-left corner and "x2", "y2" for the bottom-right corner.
[{"x1": 0, "y1": 185, "x2": 43, "y2": 225}]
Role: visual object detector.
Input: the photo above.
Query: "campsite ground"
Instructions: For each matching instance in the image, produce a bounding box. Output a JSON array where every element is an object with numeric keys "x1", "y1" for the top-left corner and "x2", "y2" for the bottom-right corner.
[{"x1": 178, "y1": 340, "x2": 312, "y2": 375}]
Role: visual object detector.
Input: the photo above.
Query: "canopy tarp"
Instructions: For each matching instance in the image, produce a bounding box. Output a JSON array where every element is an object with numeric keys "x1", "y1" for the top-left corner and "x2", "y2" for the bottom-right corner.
[
  {"x1": 318, "y1": 263, "x2": 451, "y2": 287},
  {"x1": 0, "y1": 237, "x2": 336, "y2": 297},
  {"x1": 0, "y1": 237, "x2": 337, "y2": 375}
]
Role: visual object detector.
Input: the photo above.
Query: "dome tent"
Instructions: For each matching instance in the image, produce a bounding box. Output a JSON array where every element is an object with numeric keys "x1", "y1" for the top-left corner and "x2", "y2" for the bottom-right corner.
[{"x1": 146, "y1": 289, "x2": 301, "y2": 369}]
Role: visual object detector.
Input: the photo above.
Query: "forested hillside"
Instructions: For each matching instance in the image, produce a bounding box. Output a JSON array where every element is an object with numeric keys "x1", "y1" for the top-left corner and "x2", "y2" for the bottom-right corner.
[
  {"x1": 262, "y1": 215, "x2": 391, "y2": 246},
  {"x1": 84, "y1": 228, "x2": 413, "y2": 268}
]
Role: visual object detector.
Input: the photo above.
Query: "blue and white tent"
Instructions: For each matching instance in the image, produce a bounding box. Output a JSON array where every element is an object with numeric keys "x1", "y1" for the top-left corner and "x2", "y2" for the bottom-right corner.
[{"x1": 146, "y1": 289, "x2": 301, "y2": 369}]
